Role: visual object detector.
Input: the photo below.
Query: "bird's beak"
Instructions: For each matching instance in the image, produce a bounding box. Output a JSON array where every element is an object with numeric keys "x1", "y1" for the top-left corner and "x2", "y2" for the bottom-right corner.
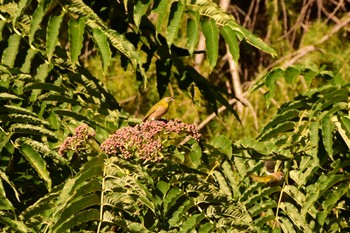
[{"x1": 169, "y1": 97, "x2": 174, "y2": 101}]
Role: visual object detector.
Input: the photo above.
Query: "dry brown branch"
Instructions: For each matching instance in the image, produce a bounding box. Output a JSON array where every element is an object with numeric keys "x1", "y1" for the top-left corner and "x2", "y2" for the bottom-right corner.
[
  {"x1": 226, "y1": 50, "x2": 243, "y2": 112},
  {"x1": 220, "y1": 0, "x2": 243, "y2": 113},
  {"x1": 196, "y1": 93, "x2": 259, "y2": 131},
  {"x1": 281, "y1": 0, "x2": 288, "y2": 37},
  {"x1": 264, "y1": 0, "x2": 279, "y2": 43},
  {"x1": 251, "y1": 0, "x2": 260, "y2": 30},
  {"x1": 289, "y1": 0, "x2": 315, "y2": 46},
  {"x1": 323, "y1": 0, "x2": 344, "y2": 24},
  {"x1": 267, "y1": 11, "x2": 350, "y2": 69},
  {"x1": 243, "y1": 0, "x2": 256, "y2": 29}
]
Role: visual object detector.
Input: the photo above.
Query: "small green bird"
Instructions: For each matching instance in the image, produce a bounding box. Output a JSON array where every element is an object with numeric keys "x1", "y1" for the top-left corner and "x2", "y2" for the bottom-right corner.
[
  {"x1": 249, "y1": 171, "x2": 284, "y2": 184},
  {"x1": 250, "y1": 160, "x2": 284, "y2": 184},
  {"x1": 143, "y1": 97, "x2": 174, "y2": 121}
]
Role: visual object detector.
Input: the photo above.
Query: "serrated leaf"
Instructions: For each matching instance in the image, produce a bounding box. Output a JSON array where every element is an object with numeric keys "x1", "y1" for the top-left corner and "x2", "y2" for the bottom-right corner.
[
  {"x1": 0, "y1": 215, "x2": 29, "y2": 233},
  {"x1": 254, "y1": 214, "x2": 275, "y2": 227},
  {"x1": 18, "y1": 143, "x2": 52, "y2": 191},
  {"x1": 134, "y1": 0, "x2": 151, "y2": 28},
  {"x1": 52, "y1": 209, "x2": 99, "y2": 233},
  {"x1": 339, "y1": 116, "x2": 350, "y2": 135},
  {"x1": 311, "y1": 89, "x2": 348, "y2": 118},
  {"x1": 244, "y1": 186, "x2": 281, "y2": 207},
  {"x1": 198, "y1": 222, "x2": 214, "y2": 233},
  {"x1": 261, "y1": 109, "x2": 300, "y2": 135},
  {"x1": 201, "y1": 18, "x2": 219, "y2": 70},
  {"x1": 10, "y1": 123, "x2": 56, "y2": 138},
  {"x1": 230, "y1": 24, "x2": 277, "y2": 57},
  {"x1": 54, "y1": 194, "x2": 101, "y2": 229},
  {"x1": 166, "y1": 1, "x2": 185, "y2": 46},
  {"x1": 0, "y1": 179, "x2": 15, "y2": 210},
  {"x1": 321, "y1": 115, "x2": 333, "y2": 160},
  {"x1": 12, "y1": 0, "x2": 30, "y2": 25},
  {"x1": 92, "y1": 28, "x2": 111, "y2": 73},
  {"x1": 20, "y1": 48, "x2": 37, "y2": 73},
  {"x1": 0, "y1": 130, "x2": 10, "y2": 155},
  {"x1": 213, "y1": 170, "x2": 232, "y2": 197},
  {"x1": 234, "y1": 156, "x2": 247, "y2": 177},
  {"x1": 104, "y1": 28, "x2": 147, "y2": 83},
  {"x1": 336, "y1": 116, "x2": 350, "y2": 149},
  {"x1": 309, "y1": 121, "x2": 319, "y2": 160},
  {"x1": 303, "y1": 69, "x2": 318, "y2": 86},
  {"x1": 258, "y1": 121, "x2": 295, "y2": 141},
  {"x1": 321, "y1": 182, "x2": 348, "y2": 212},
  {"x1": 135, "y1": 179, "x2": 156, "y2": 211},
  {"x1": 222, "y1": 161, "x2": 239, "y2": 197},
  {"x1": 38, "y1": 94, "x2": 83, "y2": 106},
  {"x1": 163, "y1": 187, "x2": 183, "y2": 214},
  {"x1": 285, "y1": 66, "x2": 301, "y2": 85},
  {"x1": 280, "y1": 202, "x2": 313, "y2": 233},
  {"x1": 68, "y1": 17, "x2": 85, "y2": 68},
  {"x1": 53, "y1": 155, "x2": 105, "y2": 217},
  {"x1": 0, "y1": 93, "x2": 23, "y2": 100},
  {"x1": 24, "y1": 82, "x2": 65, "y2": 93},
  {"x1": 249, "y1": 199, "x2": 277, "y2": 217},
  {"x1": 153, "y1": 0, "x2": 168, "y2": 33},
  {"x1": 2, "y1": 105, "x2": 36, "y2": 116},
  {"x1": 53, "y1": 109, "x2": 104, "y2": 129},
  {"x1": 187, "y1": 14, "x2": 199, "y2": 56},
  {"x1": 35, "y1": 63, "x2": 53, "y2": 82},
  {"x1": 188, "y1": 141, "x2": 202, "y2": 168},
  {"x1": 29, "y1": 0, "x2": 54, "y2": 44},
  {"x1": 283, "y1": 184, "x2": 317, "y2": 217},
  {"x1": 210, "y1": 135, "x2": 232, "y2": 159},
  {"x1": 1, "y1": 34, "x2": 21, "y2": 67},
  {"x1": 156, "y1": 180, "x2": 170, "y2": 197},
  {"x1": 178, "y1": 213, "x2": 205, "y2": 233},
  {"x1": 20, "y1": 183, "x2": 63, "y2": 221},
  {"x1": 279, "y1": 217, "x2": 297, "y2": 233},
  {"x1": 0, "y1": 113, "x2": 51, "y2": 126},
  {"x1": 302, "y1": 174, "x2": 349, "y2": 217},
  {"x1": 47, "y1": 13, "x2": 64, "y2": 61},
  {"x1": 168, "y1": 199, "x2": 193, "y2": 227},
  {"x1": 0, "y1": 21, "x2": 5, "y2": 41},
  {"x1": 265, "y1": 68, "x2": 284, "y2": 90},
  {"x1": 220, "y1": 25, "x2": 240, "y2": 62}
]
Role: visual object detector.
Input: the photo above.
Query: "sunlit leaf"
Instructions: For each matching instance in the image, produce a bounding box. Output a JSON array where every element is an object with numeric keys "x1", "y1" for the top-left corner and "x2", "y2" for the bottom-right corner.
[
  {"x1": 166, "y1": 1, "x2": 185, "y2": 46},
  {"x1": 201, "y1": 18, "x2": 219, "y2": 70},
  {"x1": 47, "y1": 13, "x2": 64, "y2": 61},
  {"x1": 18, "y1": 142, "x2": 52, "y2": 191},
  {"x1": 220, "y1": 25, "x2": 240, "y2": 62},
  {"x1": 187, "y1": 13, "x2": 199, "y2": 56},
  {"x1": 68, "y1": 17, "x2": 85, "y2": 68},
  {"x1": 92, "y1": 28, "x2": 112, "y2": 73}
]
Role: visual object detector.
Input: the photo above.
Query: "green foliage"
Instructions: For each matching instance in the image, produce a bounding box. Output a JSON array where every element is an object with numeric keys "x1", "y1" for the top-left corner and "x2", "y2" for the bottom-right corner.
[{"x1": 0, "y1": 0, "x2": 349, "y2": 232}]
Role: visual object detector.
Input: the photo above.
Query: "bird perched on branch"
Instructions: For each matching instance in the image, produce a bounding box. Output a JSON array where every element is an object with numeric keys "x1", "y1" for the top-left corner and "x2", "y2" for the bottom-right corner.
[{"x1": 143, "y1": 97, "x2": 174, "y2": 121}]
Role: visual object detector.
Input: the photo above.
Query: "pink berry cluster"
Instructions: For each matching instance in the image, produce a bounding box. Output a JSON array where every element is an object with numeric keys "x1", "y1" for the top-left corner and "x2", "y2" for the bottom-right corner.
[
  {"x1": 101, "y1": 119, "x2": 201, "y2": 162},
  {"x1": 58, "y1": 124, "x2": 96, "y2": 155}
]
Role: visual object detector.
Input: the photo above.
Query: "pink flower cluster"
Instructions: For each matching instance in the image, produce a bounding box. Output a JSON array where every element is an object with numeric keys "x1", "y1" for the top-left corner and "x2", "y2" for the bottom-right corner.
[
  {"x1": 101, "y1": 119, "x2": 201, "y2": 162},
  {"x1": 58, "y1": 124, "x2": 96, "y2": 155}
]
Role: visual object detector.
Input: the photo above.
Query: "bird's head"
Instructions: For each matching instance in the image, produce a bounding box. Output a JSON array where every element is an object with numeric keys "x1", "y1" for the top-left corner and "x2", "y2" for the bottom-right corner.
[
  {"x1": 163, "y1": 97, "x2": 174, "y2": 103},
  {"x1": 272, "y1": 171, "x2": 284, "y2": 181}
]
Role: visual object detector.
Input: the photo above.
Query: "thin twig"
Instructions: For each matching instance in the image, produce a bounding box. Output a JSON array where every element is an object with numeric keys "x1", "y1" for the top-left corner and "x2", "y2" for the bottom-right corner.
[
  {"x1": 281, "y1": 0, "x2": 288, "y2": 37},
  {"x1": 266, "y1": 11, "x2": 350, "y2": 69}
]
